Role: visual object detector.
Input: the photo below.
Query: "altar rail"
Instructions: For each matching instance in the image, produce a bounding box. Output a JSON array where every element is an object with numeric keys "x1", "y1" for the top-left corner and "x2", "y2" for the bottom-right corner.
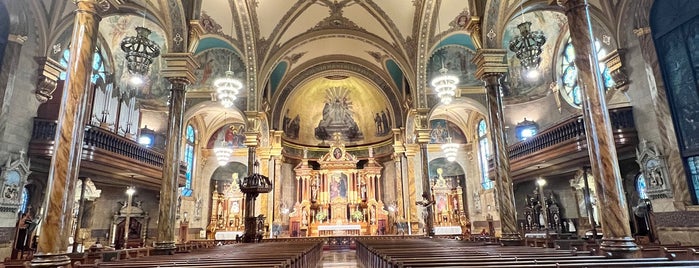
[
  {"x1": 491, "y1": 107, "x2": 637, "y2": 180},
  {"x1": 29, "y1": 118, "x2": 186, "y2": 188}
]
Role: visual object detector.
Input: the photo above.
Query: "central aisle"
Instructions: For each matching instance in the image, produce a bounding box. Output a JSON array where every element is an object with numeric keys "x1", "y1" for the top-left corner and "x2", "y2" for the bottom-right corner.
[{"x1": 317, "y1": 249, "x2": 360, "y2": 268}]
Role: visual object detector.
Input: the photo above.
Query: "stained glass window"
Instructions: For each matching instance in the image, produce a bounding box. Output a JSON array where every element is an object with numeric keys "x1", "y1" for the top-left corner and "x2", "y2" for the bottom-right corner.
[
  {"x1": 182, "y1": 124, "x2": 195, "y2": 197},
  {"x1": 559, "y1": 39, "x2": 615, "y2": 108},
  {"x1": 59, "y1": 48, "x2": 107, "y2": 84},
  {"x1": 636, "y1": 173, "x2": 648, "y2": 200},
  {"x1": 477, "y1": 120, "x2": 493, "y2": 190},
  {"x1": 19, "y1": 187, "x2": 28, "y2": 214}
]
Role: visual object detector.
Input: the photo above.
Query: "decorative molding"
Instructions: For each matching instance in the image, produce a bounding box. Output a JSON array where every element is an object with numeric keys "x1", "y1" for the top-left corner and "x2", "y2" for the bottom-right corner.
[
  {"x1": 601, "y1": 49, "x2": 629, "y2": 91},
  {"x1": 161, "y1": 53, "x2": 199, "y2": 85},
  {"x1": 34, "y1": 57, "x2": 64, "y2": 103},
  {"x1": 636, "y1": 140, "x2": 673, "y2": 199},
  {"x1": 284, "y1": 52, "x2": 306, "y2": 65},
  {"x1": 8, "y1": 34, "x2": 28, "y2": 45}
]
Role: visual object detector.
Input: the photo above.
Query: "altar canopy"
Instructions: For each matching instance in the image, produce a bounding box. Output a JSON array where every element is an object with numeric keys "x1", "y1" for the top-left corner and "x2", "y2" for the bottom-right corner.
[{"x1": 290, "y1": 134, "x2": 387, "y2": 236}]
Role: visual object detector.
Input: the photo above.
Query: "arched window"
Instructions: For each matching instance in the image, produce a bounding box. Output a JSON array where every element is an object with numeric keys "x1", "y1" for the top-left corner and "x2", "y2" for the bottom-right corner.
[
  {"x1": 182, "y1": 124, "x2": 195, "y2": 197},
  {"x1": 559, "y1": 38, "x2": 615, "y2": 108},
  {"x1": 19, "y1": 187, "x2": 29, "y2": 214},
  {"x1": 477, "y1": 119, "x2": 493, "y2": 190},
  {"x1": 59, "y1": 48, "x2": 107, "y2": 84},
  {"x1": 636, "y1": 173, "x2": 648, "y2": 200}
]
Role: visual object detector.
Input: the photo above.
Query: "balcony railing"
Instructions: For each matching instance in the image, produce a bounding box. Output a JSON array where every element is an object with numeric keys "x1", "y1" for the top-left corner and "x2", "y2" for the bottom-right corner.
[
  {"x1": 489, "y1": 107, "x2": 637, "y2": 179},
  {"x1": 507, "y1": 107, "x2": 635, "y2": 160},
  {"x1": 30, "y1": 118, "x2": 185, "y2": 187}
]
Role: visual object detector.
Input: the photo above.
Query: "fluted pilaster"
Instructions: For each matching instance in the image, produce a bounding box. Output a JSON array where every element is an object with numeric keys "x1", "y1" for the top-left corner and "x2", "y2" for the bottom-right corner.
[
  {"x1": 32, "y1": 1, "x2": 101, "y2": 266},
  {"x1": 559, "y1": 0, "x2": 638, "y2": 257},
  {"x1": 472, "y1": 49, "x2": 521, "y2": 245}
]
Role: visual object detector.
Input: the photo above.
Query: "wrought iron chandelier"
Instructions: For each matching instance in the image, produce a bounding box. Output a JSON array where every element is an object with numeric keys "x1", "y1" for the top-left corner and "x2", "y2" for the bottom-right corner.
[
  {"x1": 431, "y1": 65, "x2": 459, "y2": 105},
  {"x1": 508, "y1": 21, "x2": 546, "y2": 72},
  {"x1": 120, "y1": 26, "x2": 160, "y2": 84},
  {"x1": 213, "y1": 139, "x2": 233, "y2": 166},
  {"x1": 214, "y1": 58, "x2": 243, "y2": 108}
]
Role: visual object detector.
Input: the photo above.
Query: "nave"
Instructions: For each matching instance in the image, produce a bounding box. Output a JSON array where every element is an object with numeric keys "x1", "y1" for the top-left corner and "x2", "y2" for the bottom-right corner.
[{"x1": 10, "y1": 237, "x2": 696, "y2": 268}]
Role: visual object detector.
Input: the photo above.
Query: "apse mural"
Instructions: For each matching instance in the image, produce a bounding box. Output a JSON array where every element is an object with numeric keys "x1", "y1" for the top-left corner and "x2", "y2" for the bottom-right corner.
[
  {"x1": 190, "y1": 48, "x2": 246, "y2": 92},
  {"x1": 100, "y1": 15, "x2": 168, "y2": 104},
  {"x1": 429, "y1": 119, "x2": 467, "y2": 144},
  {"x1": 427, "y1": 46, "x2": 481, "y2": 87},
  {"x1": 207, "y1": 123, "x2": 246, "y2": 149},
  {"x1": 281, "y1": 76, "x2": 394, "y2": 146},
  {"x1": 315, "y1": 87, "x2": 363, "y2": 141}
]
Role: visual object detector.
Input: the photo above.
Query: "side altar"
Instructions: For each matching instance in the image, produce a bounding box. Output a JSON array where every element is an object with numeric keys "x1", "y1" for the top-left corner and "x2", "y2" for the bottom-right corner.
[{"x1": 289, "y1": 134, "x2": 387, "y2": 236}]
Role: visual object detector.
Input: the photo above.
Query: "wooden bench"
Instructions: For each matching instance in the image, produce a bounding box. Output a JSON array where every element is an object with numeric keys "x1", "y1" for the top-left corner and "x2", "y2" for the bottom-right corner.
[
  {"x1": 75, "y1": 240, "x2": 323, "y2": 268},
  {"x1": 356, "y1": 238, "x2": 699, "y2": 268}
]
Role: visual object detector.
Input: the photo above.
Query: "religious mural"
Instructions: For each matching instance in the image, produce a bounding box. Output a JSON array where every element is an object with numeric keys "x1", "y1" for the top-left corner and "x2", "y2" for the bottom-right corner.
[
  {"x1": 206, "y1": 123, "x2": 246, "y2": 149},
  {"x1": 99, "y1": 15, "x2": 168, "y2": 106},
  {"x1": 315, "y1": 87, "x2": 363, "y2": 141},
  {"x1": 429, "y1": 119, "x2": 467, "y2": 144},
  {"x1": 280, "y1": 76, "x2": 393, "y2": 146},
  {"x1": 210, "y1": 162, "x2": 248, "y2": 191},
  {"x1": 190, "y1": 48, "x2": 246, "y2": 92},
  {"x1": 329, "y1": 171, "x2": 348, "y2": 200},
  {"x1": 427, "y1": 45, "x2": 481, "y2": 87}
]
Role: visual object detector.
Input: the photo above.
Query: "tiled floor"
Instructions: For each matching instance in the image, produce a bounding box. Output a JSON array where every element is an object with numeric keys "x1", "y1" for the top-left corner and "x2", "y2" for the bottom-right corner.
[{"x1": 317, "y1": 249, "x2": 360, "y2": 268}]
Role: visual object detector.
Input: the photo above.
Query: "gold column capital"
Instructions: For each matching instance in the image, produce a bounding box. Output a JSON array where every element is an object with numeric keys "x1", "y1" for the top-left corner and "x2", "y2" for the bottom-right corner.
[
  {"x1": 392, "y1": 128, "x2": 406, "y2": 155},
  {"x1": 187, "y1": 20, "x2": 206, "y2": 52},
  {"x1": 270, "y1": 131, "x2": 284, "y2": 156},
  {"x1": 473, "y1": 49, "x2": 508, "y2": 80},
  {"x1": 162, "y1": 53, "x2": 199, "y2": 85},
  {"x1": 405, "y1": 144, "x2": 419, "y2": 156}
]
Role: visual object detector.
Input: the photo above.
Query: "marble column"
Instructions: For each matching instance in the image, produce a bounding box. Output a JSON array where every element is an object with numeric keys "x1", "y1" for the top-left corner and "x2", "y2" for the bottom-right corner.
[
  {"x1": 559, "y1": 0, "x2": 639, "y2": 257},
  {"x1": 154, "y1": 53, "x2": 197, "y2": 255},
  {"x1": 633, "y1": 26, "x2": 692, "y2": 208},
  {"x1": 416, "y1": 109, "x2": 434, "y2": 236},
  {"x1": 473, "y1": 49, "x2": 521, "y2": 245},
  {"x1": 31, "y1": 1, "x2": 101, "y2": 266}
]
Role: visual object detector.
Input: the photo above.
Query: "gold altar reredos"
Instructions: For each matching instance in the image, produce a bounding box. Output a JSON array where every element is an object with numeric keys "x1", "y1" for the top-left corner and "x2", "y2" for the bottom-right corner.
[
  {"x1": 289, "y1": 134, "x2": 388, "y2": 236},
  {"x1": 280, "y1": 76, "x2": 394, "y2": 147}
]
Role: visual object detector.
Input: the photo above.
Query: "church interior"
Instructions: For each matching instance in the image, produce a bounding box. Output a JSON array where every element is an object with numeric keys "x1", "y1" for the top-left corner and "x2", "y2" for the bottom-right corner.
[{"x1": 0, "y1": 0, "x2": 699, "y2": 266}]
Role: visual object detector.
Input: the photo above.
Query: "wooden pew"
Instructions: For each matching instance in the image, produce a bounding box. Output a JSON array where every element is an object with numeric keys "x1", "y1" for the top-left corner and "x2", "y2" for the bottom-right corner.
[{"x1": 356, "y1": 238, "x2": 699, "y2": 268}]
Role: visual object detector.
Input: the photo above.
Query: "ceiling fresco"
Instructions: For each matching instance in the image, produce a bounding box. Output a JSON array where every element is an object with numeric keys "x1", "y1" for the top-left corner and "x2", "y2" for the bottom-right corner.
[
  {"x1": 429, "y1": 119, "x2": 467, "y2": 144},
  {"x1": 190, "y1": 48, "x2": 246, "y2": 92},
  {"x1": 427, "y1": 45, "x2": 481, "y2": 88},
  {"x1": 281, "y1": 76, "x2": 394, "y2": 146},
  {"x1": 502, "y1": 11, "x2": 567, "y2": 101},
  {"x1": 206, "y1": 123, "x2": 247, "y2": 149},
  {"x1": 99, "y1": 15, "x2": 169, "y2": 108}
]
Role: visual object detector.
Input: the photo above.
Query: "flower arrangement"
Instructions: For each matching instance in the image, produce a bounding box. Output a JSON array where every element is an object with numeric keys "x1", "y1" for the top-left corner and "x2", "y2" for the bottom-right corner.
[
  {"x1": 315, "y1": 210, "x2": 328, "y2": 222},
  {"x1": 351, "y1": 210, "x2": 363, "y2": 221}
]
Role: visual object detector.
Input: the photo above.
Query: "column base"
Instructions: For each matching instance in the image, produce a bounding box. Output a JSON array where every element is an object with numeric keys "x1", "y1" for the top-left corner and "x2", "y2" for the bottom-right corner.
[
  {"x1": 500, "y1": 233, "x2": 523, "y2": 246},
  {"x1": 152, "y1": 241, "x2": 176, "y2": 255},
  {"x1": 600, "y1": 237, "x2": 640, "y2": 258},
  {"x1": 30, "y1": 253, "x2": 71, "y2": 267}
]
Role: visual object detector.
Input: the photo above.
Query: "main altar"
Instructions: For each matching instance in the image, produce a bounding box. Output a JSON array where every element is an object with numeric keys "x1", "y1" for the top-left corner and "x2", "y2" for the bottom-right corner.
[{"x1": 289, "y1": 134, "x2": 387, "y2": 237}]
